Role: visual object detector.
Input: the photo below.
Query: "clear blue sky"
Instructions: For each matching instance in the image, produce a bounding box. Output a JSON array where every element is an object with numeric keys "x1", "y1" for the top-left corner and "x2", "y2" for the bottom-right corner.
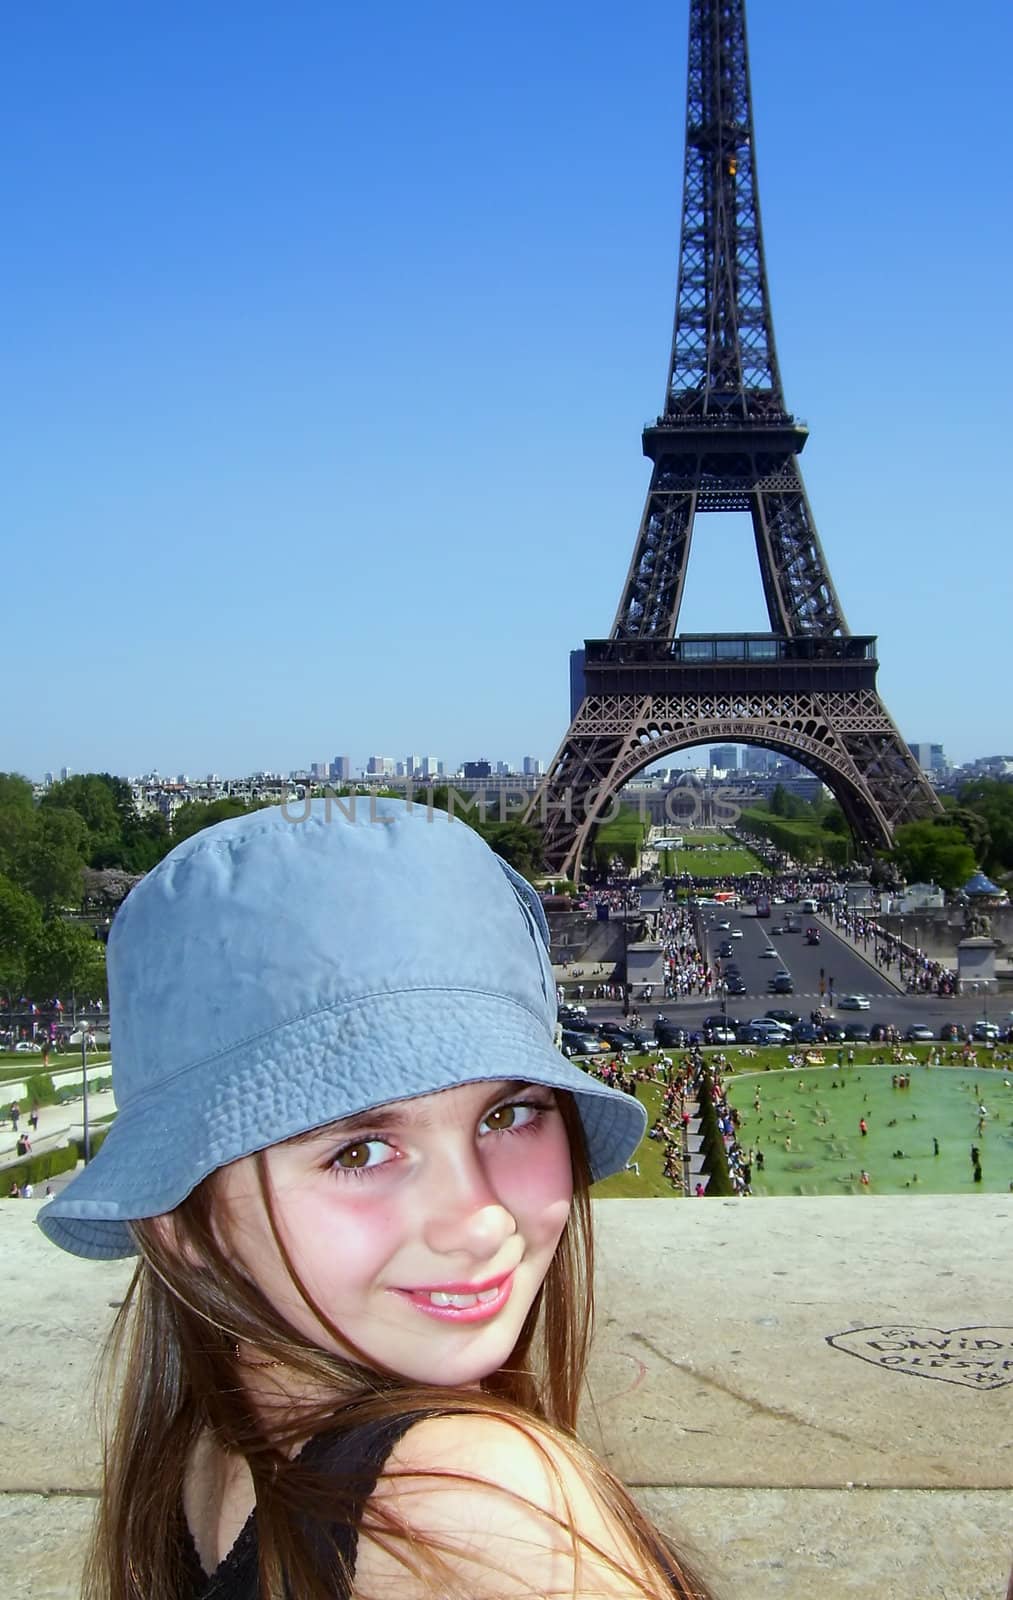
[{"x1": 6, "y1": 0, "x2": 1011, "y2": 780}]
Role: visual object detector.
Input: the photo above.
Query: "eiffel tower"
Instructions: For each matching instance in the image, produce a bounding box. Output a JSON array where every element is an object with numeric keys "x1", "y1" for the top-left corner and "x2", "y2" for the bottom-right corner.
[{"x1": 527, "y1": 0, "x2": 941, "y2": 880}]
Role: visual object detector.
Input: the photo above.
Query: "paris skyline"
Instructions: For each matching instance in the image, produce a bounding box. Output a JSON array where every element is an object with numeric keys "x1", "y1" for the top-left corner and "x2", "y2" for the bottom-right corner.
[{"x1": 6, "y1": 0, "x2": 1010, "y2": 778}]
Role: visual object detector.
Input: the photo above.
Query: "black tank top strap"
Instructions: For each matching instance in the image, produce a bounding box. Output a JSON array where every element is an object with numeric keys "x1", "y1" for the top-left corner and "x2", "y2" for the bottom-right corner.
[{"x1": 180, "y1": 1409, "x2": 441, "y2": 1600}]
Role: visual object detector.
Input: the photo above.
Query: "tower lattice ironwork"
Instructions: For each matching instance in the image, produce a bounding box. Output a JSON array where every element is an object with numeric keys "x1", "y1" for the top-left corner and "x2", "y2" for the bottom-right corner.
[{"x1": 527, "y1": 0, "x2": 940, "y2": 878}]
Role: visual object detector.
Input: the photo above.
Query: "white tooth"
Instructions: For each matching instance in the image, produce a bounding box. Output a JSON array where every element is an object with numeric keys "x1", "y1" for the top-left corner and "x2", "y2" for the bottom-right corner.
[
  {"x1": 477, "y1": 1288, "x2": 498, "y2": 1303},
  {"x1": 428, "y1": 1291, "x2": 479, "y2": 1308}
]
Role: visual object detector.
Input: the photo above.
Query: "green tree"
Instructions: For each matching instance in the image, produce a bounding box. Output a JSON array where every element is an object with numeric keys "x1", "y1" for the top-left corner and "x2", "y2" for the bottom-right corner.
[
  {"x1": 0, "y1": 772, "x2": 34, "y2": 811},
  {"x1": 17, "y1": 808, "x2": 90, "y2": 910},
  {"x1": 119, "y1": 808, "x2": 171, "y2": 871},
  {"x1": 477, "y1": 820, "x2": 544, "y2": 879},
  {"x1": 170, "y1": 797, "x2": 268, "y2": 844},
  {"x1": 40, "y1": 774, "x2": 124, "y2": 863},
  {"x1": 0, "y1": 875, "x2": 43, "y2": 1003},
  {"x1": 956, "y1": 779, "x2": 1013, "y2": 876},
  {"x1": 27, "y1": 918, "x2": 107, "y2": 1002},
  {"x1": 890, "y1": 820, "x2": 977, "y2": 892}
]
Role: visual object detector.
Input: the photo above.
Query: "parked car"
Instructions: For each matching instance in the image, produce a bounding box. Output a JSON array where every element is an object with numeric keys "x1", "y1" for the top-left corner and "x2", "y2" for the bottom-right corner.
[
  {"x1": 820, "y1": 1022, "x2": 848, "y2": 1043},
  {"x1": 598, "y1": 1022, "x2": 651, "y2": 1050},
  {"x1": 938, "y1": 1022, "x2": 967, "y2": 1042},
  {"x1": 766, "y1": 1009, "x2": 801, "y2": 1026},
  {"x1": 704, "y1": 1024, "x2": 737, "y2": 1044},
  {"x1": 749, "y1": 1016, "x2": 792, "y2": 1036},
  {"x1": 972, "y1": 1021, "x2": 999, "y2": 1042},
  {"x1": 904, "y1": 1024, "x2": 935, "y2": 1042},
  {"x1": 736, "y1": 1024, "x2": 778, "y2": 1045},
  {"x1": 791, "y1": 1022, "x2": 823, "y2": 1044},
  {"x1": 557, "y1": 1005, "x2": 589, "y2": 1026},
  {"x1": 13, "y1": 1040, "x2": 42, "y2": 1053},
  {"x1": 843, "y1": 1023, "x2": 871, "y2": 1042},
  {"x1": 560, "y1": 1029, "x2": 608, "y2": 1057},
  {"x1": 725, "y1": 977, "x2": 747, "y2": 995},
  {"x1": 655, "y1": 1020, "x2": 689, "y2": 1048},
  {"x1": 838, "y1": 994, "x2": 871, "y2": 1011}
]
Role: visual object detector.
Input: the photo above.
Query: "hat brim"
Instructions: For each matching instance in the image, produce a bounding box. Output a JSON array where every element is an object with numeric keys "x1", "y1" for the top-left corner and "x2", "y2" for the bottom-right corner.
[{"x1": 38, "y1": 989, "x2": 647, "y2": 1260}]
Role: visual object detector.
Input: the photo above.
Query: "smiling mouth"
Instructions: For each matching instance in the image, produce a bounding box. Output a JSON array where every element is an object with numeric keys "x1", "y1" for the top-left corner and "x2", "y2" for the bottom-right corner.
[{"x1": 397, "y1": 1273, "x2": 515, "y2": 1322}]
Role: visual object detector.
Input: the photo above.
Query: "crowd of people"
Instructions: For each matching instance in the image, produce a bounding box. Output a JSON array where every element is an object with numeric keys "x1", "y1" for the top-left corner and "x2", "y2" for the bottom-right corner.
[
  {"x1": 660, "y1": 902, "x2": 714, "y2": 998},
  {"x1": 829, "y1": 908, "x2": 957, "y2": 995}
]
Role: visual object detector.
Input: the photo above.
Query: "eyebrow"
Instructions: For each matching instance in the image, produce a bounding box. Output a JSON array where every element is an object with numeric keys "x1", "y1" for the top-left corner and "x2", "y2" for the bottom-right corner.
[{"x1": 286, "y1": 1081, "x2": 539, "y2": 1148}]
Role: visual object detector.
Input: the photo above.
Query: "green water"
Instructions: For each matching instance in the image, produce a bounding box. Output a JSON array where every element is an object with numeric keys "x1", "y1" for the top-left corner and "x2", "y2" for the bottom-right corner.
[{"x1": 726, "y1": 1064, "x2": 1013, "y2": 1196}]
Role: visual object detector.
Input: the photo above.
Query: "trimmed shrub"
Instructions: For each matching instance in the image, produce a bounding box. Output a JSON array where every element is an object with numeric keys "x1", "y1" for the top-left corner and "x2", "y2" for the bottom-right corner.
[
  {"x1": 3, "y1": 1142, "x2": 79, "y2": 1195},
  {"x1": 696, "y1": 1067, "x2": 736, "y2": 1197}
]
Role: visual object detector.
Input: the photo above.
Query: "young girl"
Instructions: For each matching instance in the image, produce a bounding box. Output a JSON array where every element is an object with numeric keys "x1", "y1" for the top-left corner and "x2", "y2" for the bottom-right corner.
[{"x1": 41, "y1": 798, "x2": 716, "y2": 1600}]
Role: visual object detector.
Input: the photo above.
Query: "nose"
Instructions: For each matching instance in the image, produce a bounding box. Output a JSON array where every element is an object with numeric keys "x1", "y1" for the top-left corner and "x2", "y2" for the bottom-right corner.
[{"x1": 421, "y1": 1155, "x2": 518, "y2": 1260}]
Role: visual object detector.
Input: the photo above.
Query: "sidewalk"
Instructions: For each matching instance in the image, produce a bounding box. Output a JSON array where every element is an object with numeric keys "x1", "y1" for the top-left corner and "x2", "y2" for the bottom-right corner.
[
  {"x1": 815, "y1": 912, "x2": 907, "y2": 994},
  {"x1": 0, "y1": 1086, "x2": 118, "y2": 1172}
]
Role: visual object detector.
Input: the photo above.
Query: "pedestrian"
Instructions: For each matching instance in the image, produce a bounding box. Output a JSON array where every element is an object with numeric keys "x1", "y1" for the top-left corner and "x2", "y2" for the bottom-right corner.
[
  {"x1": 38, "y1": 799, "x2": 715, "y2": 1600},
  {"x1": 29, "y1": 1105, "x2": 39, "y2": 1132},
  {"x1": 10, "y1": 1101, "x2": 20, "y2": 1131},
  {"x1": 859, "y1": 1117, "x2": 868, "y2": 1137},
  {"x1": 933, "y1": 1137, "x2": 939, "y2": 1156}
]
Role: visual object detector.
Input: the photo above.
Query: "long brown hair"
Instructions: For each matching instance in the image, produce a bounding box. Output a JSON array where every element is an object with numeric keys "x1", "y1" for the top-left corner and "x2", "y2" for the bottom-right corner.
[{"x1": 85, "y1": 1092, "x2": 713, "y2": 1600}]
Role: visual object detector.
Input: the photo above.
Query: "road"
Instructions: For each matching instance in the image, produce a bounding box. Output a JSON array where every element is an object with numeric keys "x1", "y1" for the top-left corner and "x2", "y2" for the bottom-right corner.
[{"x1": 616, "y1": 906, "x2": 1007, "y2": 1037}]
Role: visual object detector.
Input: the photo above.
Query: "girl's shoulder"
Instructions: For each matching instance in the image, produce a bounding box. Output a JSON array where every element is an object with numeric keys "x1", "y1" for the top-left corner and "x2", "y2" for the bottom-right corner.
[{"x1": 354, "y1": 1411, "x2": 659, "y2": 1600}]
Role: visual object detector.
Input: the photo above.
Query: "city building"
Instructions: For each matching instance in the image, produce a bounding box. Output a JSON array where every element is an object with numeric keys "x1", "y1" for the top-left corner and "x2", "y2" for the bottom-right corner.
[
  {"x1": 522, "y1": 756, "x2": 543, "y2": 776},
  {"x1": 741, "y1": 747, "x2": 775, "y2": 775},
  {"x1": 709, "y1": 745, "x2": 738, "y2": 771},
  {"x1": 329, "y1": 755, "x2": 351, "y2": 782},
  {"x1": 366, "y1": 756, "x2": 395, "y2": 776},
  {"x1": 462, "y1": 760, "x2": 492, "y2": 781},
  {"x1": 908, "y1": 742, "x2": 948, "y2": 777}
]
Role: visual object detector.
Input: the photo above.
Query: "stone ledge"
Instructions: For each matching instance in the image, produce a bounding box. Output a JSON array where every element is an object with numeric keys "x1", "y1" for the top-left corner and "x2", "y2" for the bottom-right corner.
[{"x1": 3, "y1": 1193, "x2": 1011, "y2": 1600}]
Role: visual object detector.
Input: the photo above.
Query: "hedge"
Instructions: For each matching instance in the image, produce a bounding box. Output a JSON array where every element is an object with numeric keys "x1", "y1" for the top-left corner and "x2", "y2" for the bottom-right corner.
[
  {"x1": 3, "y1": 1142, "x2": 79, "y2": 1194},
  {"x1": 696, "y1": 1067, "x2": 736, "y2": 1197},
  {"x1": 3, "y1": 1124, "x2": 112, "y2": 1196}
]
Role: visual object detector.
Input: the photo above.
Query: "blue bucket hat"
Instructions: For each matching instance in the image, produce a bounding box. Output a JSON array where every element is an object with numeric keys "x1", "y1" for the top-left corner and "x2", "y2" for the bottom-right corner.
[{"x1": 39, "y1": 797, "x2": 645, "y2": 1260}]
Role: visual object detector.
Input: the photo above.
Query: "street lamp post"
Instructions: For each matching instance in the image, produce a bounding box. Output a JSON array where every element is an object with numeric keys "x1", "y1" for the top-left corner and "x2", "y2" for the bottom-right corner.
[{"x1": 81, "y1": 1021, "x2": 91, "y2": 1164}]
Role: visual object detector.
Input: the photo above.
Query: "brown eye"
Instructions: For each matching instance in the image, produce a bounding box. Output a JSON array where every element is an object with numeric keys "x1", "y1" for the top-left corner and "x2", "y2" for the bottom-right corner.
[
  {"x1": 335, "y1": 1142, "x2": 372, "y2": 1169},
  {"x1": 484, "y1": 1105, "x2": 517, "y2": 1131}
]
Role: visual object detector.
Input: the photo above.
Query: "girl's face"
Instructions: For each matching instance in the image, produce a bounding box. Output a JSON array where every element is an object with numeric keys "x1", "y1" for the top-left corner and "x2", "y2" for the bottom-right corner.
[{"x1": 214, "y1": 1079, "x2": 574, "y2": 1390}]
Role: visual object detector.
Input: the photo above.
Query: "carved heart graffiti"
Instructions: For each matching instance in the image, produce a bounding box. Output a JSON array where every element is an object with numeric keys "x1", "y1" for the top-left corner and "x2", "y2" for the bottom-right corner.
[{"x1": 827, "y1": 1325, "x2": 1013, "y2": 1390}]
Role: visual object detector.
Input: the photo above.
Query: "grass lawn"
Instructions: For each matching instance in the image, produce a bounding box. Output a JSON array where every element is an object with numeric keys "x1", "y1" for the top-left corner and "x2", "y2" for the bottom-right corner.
[
  {"x1": 0, "y1": 1053, "x2": 111, "y2": 1082},
  {"x1": 658, "y1": 846, "x2": 766, "y2": 876},
  {"x1": 591, "y1": 1074, "x2": 683, "y2": 1197}
]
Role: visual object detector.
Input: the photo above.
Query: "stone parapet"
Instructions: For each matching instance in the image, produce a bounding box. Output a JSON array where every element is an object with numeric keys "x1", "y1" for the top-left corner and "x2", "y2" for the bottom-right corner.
[{"x1": 3, "y1": 1194, "x2": 1011, "y2": 1600}]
